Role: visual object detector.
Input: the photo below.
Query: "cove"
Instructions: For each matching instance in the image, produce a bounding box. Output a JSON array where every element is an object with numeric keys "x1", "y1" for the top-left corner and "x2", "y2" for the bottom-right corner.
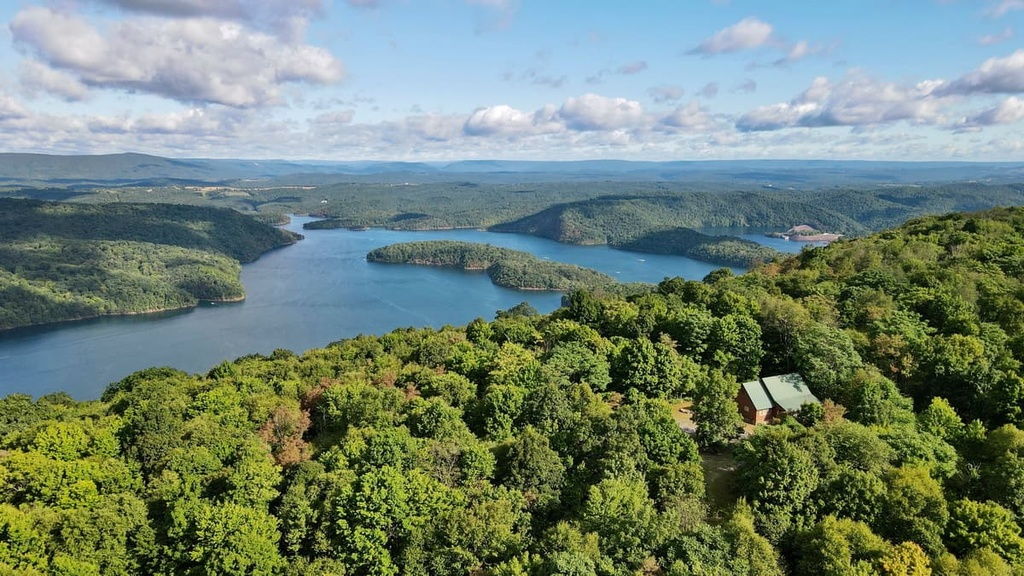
[{"x1": 0, "y1": 217, "x2": 795, "y2": 400}]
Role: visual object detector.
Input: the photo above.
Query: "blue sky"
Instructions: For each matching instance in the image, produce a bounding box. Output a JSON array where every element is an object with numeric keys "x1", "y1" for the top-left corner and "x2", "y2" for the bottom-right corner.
[{"x1": 1, "y1": 0, "x2": 1023, "y2": 161}]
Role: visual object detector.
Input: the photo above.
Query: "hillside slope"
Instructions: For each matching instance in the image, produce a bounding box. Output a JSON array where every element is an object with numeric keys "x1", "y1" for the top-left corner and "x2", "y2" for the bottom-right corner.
[
  {"x1": 0, "y1": 199, "x2": 301, "y2": 329},
  {"x1": 6, "y1": 207, "x2": 1024, "y2": 574}
]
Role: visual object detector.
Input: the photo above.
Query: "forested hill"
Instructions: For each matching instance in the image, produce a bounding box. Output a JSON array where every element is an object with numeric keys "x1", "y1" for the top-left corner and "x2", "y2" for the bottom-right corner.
[
  {"x1": 367, "y1": 240, "x2": 615, "y2": 291},
  {"x1": 487, "y1": 184, "x2": 1024, "y2": 250},
  {"x1": 0, "y1": 199, "x2": 301, "y2": 263},
  {"x1": 0, "y1": 199, "x2": 301, "y2": 330},
  {"x1": 487, "y1": 193, "x2": 865, "y2": 248},
  {"x1": 6, "y1": 206, "x2": 1024, "y2": 574}
]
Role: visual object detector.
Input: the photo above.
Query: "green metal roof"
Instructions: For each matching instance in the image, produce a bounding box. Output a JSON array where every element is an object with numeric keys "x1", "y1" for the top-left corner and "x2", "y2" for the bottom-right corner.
[
  {"x1": 741, "y1": 379, "x2": 774, "y2": 411},
  {"x1": 761, "y1": 373, "x2": 820, "y2": 413}
]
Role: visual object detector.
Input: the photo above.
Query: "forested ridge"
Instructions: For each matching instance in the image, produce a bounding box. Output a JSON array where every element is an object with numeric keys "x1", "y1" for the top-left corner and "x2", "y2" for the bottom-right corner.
[
  {"x1": 367, "y1": 241, "x2": 616, "y2": 291},
  {"x1": 0, "y1": 199, "x2": 301, "y2": 330},
  {"x1": 293, "y1": 182, "x2": 1024, "y2": 237},
  {"x1": 302, "y1": 182, "x2": 1024, "y2": 263},
  {"x1": 617, "y1": 228, "x2": 779, "y2": 267},
  {"x1": 4, "y1": 206, "x2": 1024, "y2": 574}
]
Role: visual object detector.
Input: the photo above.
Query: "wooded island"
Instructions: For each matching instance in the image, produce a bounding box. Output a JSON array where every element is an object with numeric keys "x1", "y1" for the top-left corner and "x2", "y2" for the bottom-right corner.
[{"x1": 366, "y1": 240, "x2": 616, "y2": 292}]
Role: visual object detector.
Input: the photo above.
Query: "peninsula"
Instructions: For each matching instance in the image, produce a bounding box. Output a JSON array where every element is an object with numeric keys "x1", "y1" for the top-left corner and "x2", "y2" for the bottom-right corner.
[
  {"x1": 366, "y1": 240, "x2": 614, "y2": 292},
  {"x1": 0, "y1": 199, "x2": 302, "y2": 330}
]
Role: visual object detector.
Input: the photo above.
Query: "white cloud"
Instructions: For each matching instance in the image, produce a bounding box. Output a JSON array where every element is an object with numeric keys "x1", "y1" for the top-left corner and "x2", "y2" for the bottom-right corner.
[
  {"x1": 689, "y1": 17, "x2": 775, "y2": 55},
  {"x1": 958, "y1": 96, "x2": 1024, "y2": 129},
  {"x1": 617, "y1": 60, "x2": 648, "y2": 75},
  {"x1": 658, "y1": 101, "x2": 717, "y2": 132},
  {"x1": 587, "y1": 60, "x2": 648, "y2": 84},
  {"x1": 95, "y1": 0, "x2": 326, "y2": 20},
  {"x1": 393, "y1": 114, "x2": 465, "y2": 143},
  {"x1": 988, "y1": 0, "x2": 1024, "y2": 17},
  {"x1": 943, "y1": 49, "x2": 1024, "y2": 95},
  {"x1": 648, "y1": 85, "x2": 684, "y2": 103},
  {"x1": 737, "y1": 50, "x2": 1024, "y2": 134},
  {"x1": 464, "y1": 104, "x2": 562, "y2": 137},
  {"x1": 0, "y1": 93, "x2": 29, "y2": 121},
  {"x1": 736, "y1": 75, "x2": 945, "y2": 131},
  {"x1": 310, "y1": 110, "x2": 357, "y2": 137},
  {"x1": 978, "y1": 27, "x2": 1014, "y2": 45},
  {"x1": 85, "y1": 107, "x2": 238, "y2": 137},
  {"x1": 466, "y1": 0, "x2": 520, "y2": 30},
  {"x1": 93, "y1": 0, "x2": 325, "y2": 40},
  {"x1": 95, "y1": 0, "x2": 247, "y2": 19},
  {"x1": 10, "y1": 7, "x2": 344, "y2": 108},
  {"x1": 558, "y1": 94, "x2": 646, "y2": 131},
  {"x1": 771, "y1": 39, "x2": 830, "y2": 66},
  {"x1": 527, "y1": 73, "x2": 567, "y2": 89},
  {"x1": 19, "y1": 60, "x2": 91, "y2": 101},
  {"x1": 698, "y1": 82, "x2": 720, "y2": 98}
]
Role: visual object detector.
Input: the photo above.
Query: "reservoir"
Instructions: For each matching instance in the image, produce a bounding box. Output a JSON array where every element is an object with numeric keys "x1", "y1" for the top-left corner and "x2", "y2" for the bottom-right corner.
[{"x1": 0, "y1": 217, "x2": 802, "y2": 400}]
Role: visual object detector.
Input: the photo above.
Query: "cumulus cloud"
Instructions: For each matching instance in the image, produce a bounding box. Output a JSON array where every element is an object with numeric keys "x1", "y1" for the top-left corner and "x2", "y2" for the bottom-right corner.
[
  {"x1": 658, "y1": 101, "x2": 717, "y2": 131},
  {"x1": 736, "y1": 50, "x2": 1024, "y2": 133},
  {"x1": 19, "y1": 60, "x2": 90, "y2": 101},
  {"x1": 689, "y1": 17, "x2": 775, "y2": 55},
  {"x1": 558, "y1": 94, "x2": 646, "y2": 131},
  {"x1": 736, "y1": 75, "x2": 945, "y2": 131},
  {"x1": 93, "y1": 0, "x2": 325, "y2": 39},
  {"x1": 648, "y1": 85, "x2": 684, "y2": 103},
  {"x1": 0, "y1": 93, "x2": 29, "y2": 121},
  {"x1": 96, "y1": 0, "x2": 246, "y2": 18},
  {"x1": 942, "y1": 49, "x2": 1024, "y2": 95},
  {"x1": 464, "y1": 104, "x2": 561, "y2": 136},
  {"x1": 86, "y1": 107, "x2": 234, "y2": 135},
  {"x1": 99, "y1": 0, "x2": 325, "y2": 19},
  {"x1": 957, "y1": 96, "x2": 1024, "y2": 129},
  {"x1": 978, "y1": 27, "x2": 1014, "y2": 45},
  {"x1": 10, "y1": 7, "x2": 344, "y2": 108}
]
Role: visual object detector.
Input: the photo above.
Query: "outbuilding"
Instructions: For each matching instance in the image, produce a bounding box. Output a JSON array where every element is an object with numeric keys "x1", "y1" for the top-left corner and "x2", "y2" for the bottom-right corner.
[{"x1": 736, "y1": 373, "x2": 820, "y2": 424}]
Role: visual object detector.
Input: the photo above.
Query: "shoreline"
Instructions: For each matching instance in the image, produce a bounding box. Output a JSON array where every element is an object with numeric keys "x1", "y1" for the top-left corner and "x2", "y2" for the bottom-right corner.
[
  {"x1": 315, "y1": 219, "x2": 766, "y2": 268},
  {"x1": 0, "y1": 295, "x2": 247, "y2": 334}
]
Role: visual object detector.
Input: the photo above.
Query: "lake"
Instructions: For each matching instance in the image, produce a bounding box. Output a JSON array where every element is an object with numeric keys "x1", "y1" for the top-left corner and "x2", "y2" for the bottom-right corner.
[{"x1": 0, "y1": 217, "x2": 805, "y2": 400}]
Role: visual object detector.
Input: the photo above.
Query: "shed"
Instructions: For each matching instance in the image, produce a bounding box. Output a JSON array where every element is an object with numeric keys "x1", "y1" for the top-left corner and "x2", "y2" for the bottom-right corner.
[{"x1": 737, "y1": 379, "x2": 774, "y2": 424}]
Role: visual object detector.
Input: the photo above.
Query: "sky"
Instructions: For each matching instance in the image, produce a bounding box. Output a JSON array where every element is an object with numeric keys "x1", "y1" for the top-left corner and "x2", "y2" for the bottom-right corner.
[{"x1": 1, "y1": 0, "x2": 1024, "y2": 161}]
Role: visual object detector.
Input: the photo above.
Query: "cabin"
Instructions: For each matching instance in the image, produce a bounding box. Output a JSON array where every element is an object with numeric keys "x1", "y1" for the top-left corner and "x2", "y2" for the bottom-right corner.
[{"x1": 736, "y1": 373, "x2": 820, "y2": 424}]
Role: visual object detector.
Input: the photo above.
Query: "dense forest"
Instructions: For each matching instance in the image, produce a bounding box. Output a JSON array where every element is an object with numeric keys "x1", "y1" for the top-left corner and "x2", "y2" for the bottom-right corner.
[
  {"x1": 297, "y1": 182, "x2": 1024, "y2": 237},
  {"x1": 0, "y1": 199, "x2": 301, "y2": 330},
  {"x1": 9, "y1": 176, "x2": 1024, "y2": 264},
  {"x1": 615, "y1": 228, "x2": 778, "y2": 268},
  {"x1": 23, "y1": 177, "x2": 1019, "y2": 239},
  {"x1": 367, "y1": 241, "x2": 616, "y2": 291},
  {"x1": 5, "y1": 206, "x2": 1024, "y2": 574}
]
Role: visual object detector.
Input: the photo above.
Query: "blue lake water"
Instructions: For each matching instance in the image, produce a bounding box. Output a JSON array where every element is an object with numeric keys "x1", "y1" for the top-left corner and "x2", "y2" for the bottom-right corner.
[{"x1": 0, "y1": 217, "x2": 801, "y2": 400}]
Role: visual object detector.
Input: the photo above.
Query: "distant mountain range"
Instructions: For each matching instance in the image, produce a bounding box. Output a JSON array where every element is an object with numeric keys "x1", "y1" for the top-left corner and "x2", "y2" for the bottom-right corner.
[{"x1": 2, "y1": 152, "x2": 1024, "y2": 188}]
